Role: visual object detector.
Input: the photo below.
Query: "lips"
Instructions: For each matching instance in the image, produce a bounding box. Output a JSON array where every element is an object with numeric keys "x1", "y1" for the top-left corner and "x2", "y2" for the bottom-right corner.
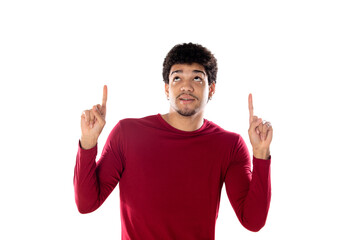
[
  {"x1": 179, "y1": 95, "x2": 195, "y2": 105},
  {"x1": 180, "y1": 98, "x2": 195, "y2": 100},
  {"x1": 178, "y1": 94, "x2": 196, "y2": 101}
]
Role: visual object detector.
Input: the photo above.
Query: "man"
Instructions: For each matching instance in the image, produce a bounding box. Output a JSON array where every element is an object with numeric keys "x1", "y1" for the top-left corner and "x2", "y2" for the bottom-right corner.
[{"x1": 74, "y1": 43, "x2": 273, "y2": 240}]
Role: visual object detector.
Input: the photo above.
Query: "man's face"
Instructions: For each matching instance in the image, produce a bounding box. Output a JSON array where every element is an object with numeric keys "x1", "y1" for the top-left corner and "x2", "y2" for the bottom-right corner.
[{"x1": 165, "y1": 63, "x2": 215, "y2": 117}]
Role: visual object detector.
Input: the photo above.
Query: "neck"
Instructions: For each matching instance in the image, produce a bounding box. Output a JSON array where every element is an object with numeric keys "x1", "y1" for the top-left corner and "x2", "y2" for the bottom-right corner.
[{"x1": 161, "y1": 110, "x2": 204, "y2": 132}]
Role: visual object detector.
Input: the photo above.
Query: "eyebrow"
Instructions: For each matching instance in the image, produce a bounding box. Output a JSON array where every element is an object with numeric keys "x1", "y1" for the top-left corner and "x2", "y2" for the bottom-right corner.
[{"x1": 170, "y1": 70, "x2": 206, "y2": 76}]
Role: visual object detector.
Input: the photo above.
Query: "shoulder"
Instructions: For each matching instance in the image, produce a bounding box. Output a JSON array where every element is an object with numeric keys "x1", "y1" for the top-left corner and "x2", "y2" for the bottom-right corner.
[
  {"x1": 205, "y1": 119, "x2": 247, "y2": 148},
  {"x1": 105, "y1": 115, "x2": 159, "y2": 144},
  {"x1": 116, "y1": 114, "x2": 157, "y2": 125},
  {"x1": 206, "y1": 120, "x2": 242, "y2": 139},
  {"x1": 112, "y1": 114, "x2": 159, "y2": 132}
]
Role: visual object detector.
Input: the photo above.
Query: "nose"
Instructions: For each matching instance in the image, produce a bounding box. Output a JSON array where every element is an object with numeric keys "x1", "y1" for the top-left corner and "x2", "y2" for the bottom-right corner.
[{"x1": 180, "y1": 79, "x2": 194, "y2": 92}]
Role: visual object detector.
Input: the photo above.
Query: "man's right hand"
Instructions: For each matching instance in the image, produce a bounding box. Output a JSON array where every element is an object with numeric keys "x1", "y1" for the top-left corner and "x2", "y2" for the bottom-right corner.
[{"x1": 80, "y1": 85, "x2": 108, "y2": 149}]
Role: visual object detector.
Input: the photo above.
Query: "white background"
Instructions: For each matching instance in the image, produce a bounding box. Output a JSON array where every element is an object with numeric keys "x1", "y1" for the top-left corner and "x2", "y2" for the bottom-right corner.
[{"x1": 1, "y1": 0, "x2": 359, "y2": 239}]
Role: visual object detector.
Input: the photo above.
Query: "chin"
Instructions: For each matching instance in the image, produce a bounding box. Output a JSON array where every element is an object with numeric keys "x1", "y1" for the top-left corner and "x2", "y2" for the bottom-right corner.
[
  {"x1": 176, "y1": 108, "x2": 197, "y2": 117},
  {"x1": 177, "y1": 111, "x2": 196, "y2": 117}
]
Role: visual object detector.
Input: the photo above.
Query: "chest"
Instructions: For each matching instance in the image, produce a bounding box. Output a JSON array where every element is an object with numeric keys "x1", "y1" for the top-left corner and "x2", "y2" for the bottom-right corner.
[{"x1": 119, "y1": 134, "x2": 230, "y2": 210}]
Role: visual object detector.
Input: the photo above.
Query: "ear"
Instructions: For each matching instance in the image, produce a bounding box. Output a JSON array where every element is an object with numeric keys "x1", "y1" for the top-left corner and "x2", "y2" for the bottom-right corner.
[
  {"x1": 165, "y1": 83, "x2": 169, "y2": 98},
  {"x1": 209, "y1": 82, "x2": 216, "y2": 97}
]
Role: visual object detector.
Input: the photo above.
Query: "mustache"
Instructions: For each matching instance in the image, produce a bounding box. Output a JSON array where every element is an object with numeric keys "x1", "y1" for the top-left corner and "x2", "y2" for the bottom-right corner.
[{"x1": 177, "y1": 93, "x2": 198, "y2": 100}]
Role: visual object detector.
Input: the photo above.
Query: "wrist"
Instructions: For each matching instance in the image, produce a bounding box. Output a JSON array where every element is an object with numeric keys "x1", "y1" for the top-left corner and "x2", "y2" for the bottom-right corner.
[
  {"x1": 253, "y1": 148, "x2": 270, "y2": 160},
  {"x1": 80, "y1": 136, "x2": 97, "y2": 150}
]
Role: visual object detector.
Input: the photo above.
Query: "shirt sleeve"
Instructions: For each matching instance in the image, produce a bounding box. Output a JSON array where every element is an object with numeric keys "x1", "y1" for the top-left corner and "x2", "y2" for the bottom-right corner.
[
  {"x1": 73, "y1": 121, "x2": 125, "y2": 214},
  {"x1": 224, "y1": 135, "x2": 271, "y2": 232}
]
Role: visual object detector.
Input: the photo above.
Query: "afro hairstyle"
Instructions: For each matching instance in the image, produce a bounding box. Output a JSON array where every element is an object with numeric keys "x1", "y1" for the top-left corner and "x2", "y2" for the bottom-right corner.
[{"x1": 162, "y1": 43, "x2": 218, "y2": 85}]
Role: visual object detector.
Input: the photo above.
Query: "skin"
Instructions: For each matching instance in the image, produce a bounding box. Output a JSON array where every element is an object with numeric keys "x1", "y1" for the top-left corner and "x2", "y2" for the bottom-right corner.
[
  {"x1": 248, "y1": 93, "x2": 272, "y2": 159},
  {"x1": 80, "y1": 85, "x2": 107, "y2": 150},
  {"x1": 80, "y1": 63, "x2": 272, "y2": 159},
  {"x1": 161, "y1": 63, "x2": 215, "y2": 132}
]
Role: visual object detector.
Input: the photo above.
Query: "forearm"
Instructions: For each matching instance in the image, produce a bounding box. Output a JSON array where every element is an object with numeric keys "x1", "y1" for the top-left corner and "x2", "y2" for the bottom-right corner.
[
  {"x1": 74, "y1": 140, "x2": 101, "y2": 213},
  {"x1": 239, "y1": 157, "x2": 271, "y2": 232}
]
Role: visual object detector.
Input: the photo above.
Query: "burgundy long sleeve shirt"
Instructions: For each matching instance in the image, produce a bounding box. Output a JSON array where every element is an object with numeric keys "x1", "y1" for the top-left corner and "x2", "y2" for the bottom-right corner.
[{"x1": 74, "y1": 114, "x2": 271, "y2": 239}]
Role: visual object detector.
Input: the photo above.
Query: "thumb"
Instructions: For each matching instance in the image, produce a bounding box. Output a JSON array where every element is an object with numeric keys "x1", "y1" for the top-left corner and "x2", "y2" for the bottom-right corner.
[
  {"x1": 249, "y1": 118, "x2": 262, "y2": 133},
  {"x1": 92, "y1": 106, "x2": 106, "y2": 126}
]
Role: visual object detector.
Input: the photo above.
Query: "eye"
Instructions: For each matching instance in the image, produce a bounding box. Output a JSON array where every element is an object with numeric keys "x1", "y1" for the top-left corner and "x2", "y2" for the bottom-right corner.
[
  {"x1": 173, "y1": 76, "x2": 180, "y2": 82},
  {"x1": 194, "y1": 76, "x2": 203, "y2": 82}
]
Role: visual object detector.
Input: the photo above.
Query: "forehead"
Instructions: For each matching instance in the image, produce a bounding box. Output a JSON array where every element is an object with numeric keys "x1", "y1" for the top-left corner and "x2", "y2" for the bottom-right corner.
[{"x1": 170, "y1": 63, "x2": 205, "y2": 74}]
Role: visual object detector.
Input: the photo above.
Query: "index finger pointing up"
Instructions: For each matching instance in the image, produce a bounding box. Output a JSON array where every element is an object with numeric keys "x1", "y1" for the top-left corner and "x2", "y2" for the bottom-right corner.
[
  {"x1": 248, "y1": 93, "x2": 254, "y2": 123},
  {"x1": 102, "y1": 85, "x2": 108, "y2": 107}
]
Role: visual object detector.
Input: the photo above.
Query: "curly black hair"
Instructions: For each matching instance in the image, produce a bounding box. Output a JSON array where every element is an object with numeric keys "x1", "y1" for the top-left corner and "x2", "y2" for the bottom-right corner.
[{"x1": 162, "y1": 43, "x2": 218, "y2": 85}]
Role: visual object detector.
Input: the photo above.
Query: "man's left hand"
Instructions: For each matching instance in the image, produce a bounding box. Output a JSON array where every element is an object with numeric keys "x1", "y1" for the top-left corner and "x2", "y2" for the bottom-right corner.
[{"x1": 248, "y1": 93, "x2": 273, "y2": 160}]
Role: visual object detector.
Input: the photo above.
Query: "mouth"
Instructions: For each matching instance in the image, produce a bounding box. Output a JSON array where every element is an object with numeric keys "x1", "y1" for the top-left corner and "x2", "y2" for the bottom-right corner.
[
  {"x1": 179, "y1": 97, "x2": 195, "y2": 100},
  {"x1": 178, "y1": 94, "x2": 196, "y2": 104},
  {"x1": 179, "y1": 99, "x2": 195, "y2": 104}
]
